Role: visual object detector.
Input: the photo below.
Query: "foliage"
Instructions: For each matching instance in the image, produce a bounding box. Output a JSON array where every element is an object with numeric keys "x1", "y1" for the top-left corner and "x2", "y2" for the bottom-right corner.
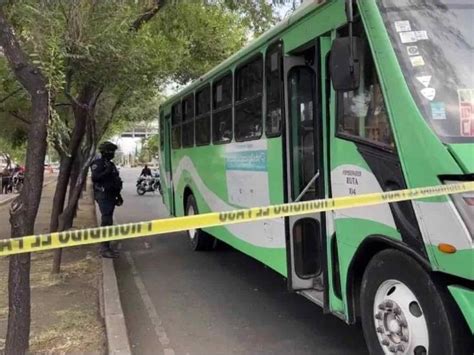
[
  {"x1": 0, "y1": 136, "x2": 27, "y2": 163},
  {"x1": 147, "y1": 134, "x2": 160, "y2": 158},
  {"x1": 3, "y1": 1, "x2": 272, "y2": 144},
  {"x1": 139, "y1": 134, "x2": 159, "y2": 163},
  {"x1": 0, "y1": 57, "x2": 30, "y2": 162},
  {"x1": 1, "y1": 0, "x2": 296, "y2": 144},
  {"x1": 0, "y1": 0, "x2": 299, "y2": 164}
]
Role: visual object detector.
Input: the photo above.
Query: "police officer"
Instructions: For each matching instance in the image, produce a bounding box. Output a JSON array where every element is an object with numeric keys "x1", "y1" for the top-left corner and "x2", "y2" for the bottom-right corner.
[{"x1": 91, "y1": 141, "x2": 123, "y2": 258}]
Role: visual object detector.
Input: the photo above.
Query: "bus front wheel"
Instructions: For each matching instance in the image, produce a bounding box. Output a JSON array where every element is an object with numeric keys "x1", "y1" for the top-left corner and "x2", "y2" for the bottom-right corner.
[
  {"x1": 360, "y1": 249, "x2": 472, "y2": 355},
  {"x1": 185, "y1": 194, "x2": 215, "y2": 251}
]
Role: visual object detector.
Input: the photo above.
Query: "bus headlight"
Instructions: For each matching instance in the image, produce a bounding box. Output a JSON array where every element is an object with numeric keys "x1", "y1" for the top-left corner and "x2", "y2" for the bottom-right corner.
[{"x1": 444, "y1": 181, "x2": 474, "y2": 240}]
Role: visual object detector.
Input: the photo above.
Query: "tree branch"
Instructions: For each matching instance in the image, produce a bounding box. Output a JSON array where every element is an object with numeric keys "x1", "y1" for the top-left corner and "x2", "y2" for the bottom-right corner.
[
  {"x1": 54, "y1": 102, "x2": 72, "y2": 108},
  {"x1": 52, "y1": 135, "x2": 68, "y2": 158},
  {"x1": 90, "y1": 86, "x2": 104, "y2": 109},
  {"x1": 0, "y1": 9, "x2": 48, "y2": 95},
  {"x1": 97, "y1": 90, "x2": 128, "y2": 140},
  {"x1": 0, "y1": 106, "x2": 31, "y2": 124},
  {"x1": 9, "y1": 110, "x2": 31, "y2": 124},
  {"x1": 0, "y1": 88, "x2": 23, "y2": 104},
  {"x1": 130, "y1": 0, "x2": 163, "y2": 31},
  {"x1": 64, "y1": 68, "x2": 89, "y2": 110}
]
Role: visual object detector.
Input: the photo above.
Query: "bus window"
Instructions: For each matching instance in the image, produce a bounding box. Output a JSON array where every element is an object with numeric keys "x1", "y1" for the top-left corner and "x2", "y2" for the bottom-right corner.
[
  {"x1": 212, "y1": 73, "x2": 233, "y2": 144},
  {"x1": 182, "y1": 94, "x2": 195, "y2": 148},
  {"x1": 289, "y1": 66, "x2": 317, "y2": 200},
  {"x1": 171, "y1": 102, "x2": 182, "y2": 149},
  {"x1": 196, "y1": 85, "x2": 211, "y2": 146},
  {"x1": 336, "y1": 30, "x2": 395, "y2": 150},
  {"x1": 159, "y1": 111, "x2": 164, "y2": 150},
  {"x1": 235, "y1": 55, "x2": 263, "y2": 141},
  {"x1": 266, "y1": 43, "x2": 283, "y2": 137}
]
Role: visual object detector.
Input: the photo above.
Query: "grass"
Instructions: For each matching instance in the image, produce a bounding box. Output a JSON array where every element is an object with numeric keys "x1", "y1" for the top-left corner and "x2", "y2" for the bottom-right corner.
[
  {"x1": 0, "y1": 183, "x2": 105, "y2": 353},
  {"x1": 29, "y1": 308, "x2": 104, "y2": 353}
]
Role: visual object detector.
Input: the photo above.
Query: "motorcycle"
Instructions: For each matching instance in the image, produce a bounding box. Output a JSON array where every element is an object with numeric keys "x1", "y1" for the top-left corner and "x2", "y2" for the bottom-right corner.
[{"x1": 136, "y1": 172, "x2": 161, "y2": 196}]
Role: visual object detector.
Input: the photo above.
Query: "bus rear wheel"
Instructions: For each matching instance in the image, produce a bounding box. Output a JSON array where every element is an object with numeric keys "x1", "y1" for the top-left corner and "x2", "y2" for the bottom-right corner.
[
  {"x1": 185, "y1": 194, "x2": 215, "y2": 251},
  {"x1": 360, "y1": 249, "x2": 472, "y2": 355}
]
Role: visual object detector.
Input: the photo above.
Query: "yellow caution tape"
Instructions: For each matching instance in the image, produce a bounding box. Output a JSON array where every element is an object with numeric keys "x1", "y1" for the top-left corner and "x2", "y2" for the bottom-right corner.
[{"x1": 1, "y1": 182, "x2": 473, "y2": 257}]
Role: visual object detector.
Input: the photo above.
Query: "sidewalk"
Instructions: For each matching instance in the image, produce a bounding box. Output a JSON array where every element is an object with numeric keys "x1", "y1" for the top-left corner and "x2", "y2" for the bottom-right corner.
[
  {"x1": 0, "y1": 173, "x2": 58, "y2": 207},
  {"x1": 0, "y1": 178, "x2": 106, "y2": 353},
  {"x1": 0, "y1": 195, "x2": 12, "y2": 205},
  {"x1": 0, "y1": 176, "x2": 56, "y2": 238}
]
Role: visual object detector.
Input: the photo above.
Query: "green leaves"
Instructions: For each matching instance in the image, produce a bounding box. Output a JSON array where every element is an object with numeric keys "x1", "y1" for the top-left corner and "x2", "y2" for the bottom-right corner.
[{"x1": 1, "y1": 0, "x2": 290, "y2": 156}]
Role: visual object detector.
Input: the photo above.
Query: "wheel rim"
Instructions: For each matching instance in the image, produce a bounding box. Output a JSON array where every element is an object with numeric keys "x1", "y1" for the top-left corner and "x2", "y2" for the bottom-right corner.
[
  {"x1": 187, "y1": 205, "x2": 196, "y2": 241},
  {"x1": 373, "y1": 279, "x2": 429, "y2": 355}
]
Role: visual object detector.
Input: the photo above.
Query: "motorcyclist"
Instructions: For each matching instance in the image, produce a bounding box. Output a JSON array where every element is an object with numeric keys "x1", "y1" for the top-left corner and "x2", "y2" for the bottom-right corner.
[
  {"x1": 141, "y1": 164, "x2": 152, "y2": 177},
  {"x1": 91, "y1": 141, "x2": 123, "y2": 258},
  {"x1": 137, "y1": 164, "x2": 152, "y2": 188}
]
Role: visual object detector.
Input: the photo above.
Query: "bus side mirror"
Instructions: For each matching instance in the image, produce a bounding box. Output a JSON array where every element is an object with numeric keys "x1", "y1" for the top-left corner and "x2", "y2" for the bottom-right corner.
[{"x1": 329, "y1": 37, "x2": 361, "y2": 92}]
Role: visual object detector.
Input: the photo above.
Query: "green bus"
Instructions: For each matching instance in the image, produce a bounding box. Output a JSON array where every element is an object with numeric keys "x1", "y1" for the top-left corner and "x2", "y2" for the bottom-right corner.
[{"x1": 159, "y1": 1, "x2": 474, "y2": 353}]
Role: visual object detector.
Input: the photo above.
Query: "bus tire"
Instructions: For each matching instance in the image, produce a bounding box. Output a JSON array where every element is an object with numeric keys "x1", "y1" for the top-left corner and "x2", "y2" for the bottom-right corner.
[
  {"x1": 360, "y1": 249, "x2": 472, "y2": 355},
  {"x1": 185, "y1": 194, "x2": 214, "y2": 251}
]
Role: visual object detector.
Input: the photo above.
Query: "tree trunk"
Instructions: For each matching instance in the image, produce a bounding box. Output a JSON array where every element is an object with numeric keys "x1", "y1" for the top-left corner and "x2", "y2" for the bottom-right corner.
[
  {"x1": 69, "y1": 151, "x2": 81, "y2": 201},
  {"x1": 49, "y1": 85, "x2": 94, "y2": 235},
  {"x1": 0, "y1": 9, "x2": 49, "y2": 354},
  {"x1": 68, "y1": 149, "x2": 82, "y2": 216},
  {"x1": 50, "y1": 151, "x2": 81, "y2": 274},
  {"x1": 5, "y1": 153, "x2": 11, "y2": 170},
  {"x1": 51, "y1": 86, "x2": 100, "y2": 274},
  {"x1": 57, "y1": 143, "x2": 96, "y2": 237}
]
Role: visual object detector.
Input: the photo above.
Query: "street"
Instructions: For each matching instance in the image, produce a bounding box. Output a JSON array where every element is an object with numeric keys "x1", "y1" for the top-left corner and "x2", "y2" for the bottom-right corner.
[
  {"x1": 2, "y1": 0, "x2": 472, "y2": 353},
  {"x1": 114, "y1": 168, "x2": 368, "y2": 355}
]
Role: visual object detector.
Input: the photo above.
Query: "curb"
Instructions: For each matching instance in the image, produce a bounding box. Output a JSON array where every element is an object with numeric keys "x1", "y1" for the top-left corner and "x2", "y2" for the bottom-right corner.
[
  {"x1": 0, "y1": 194, "x2": 16, "y2": 207},
  {"x1": 0, "y1": 176, "x2": 57, "y2": 207},
  {"x1": 96, "y1": 203, "x2": 132, "y2": 355}
]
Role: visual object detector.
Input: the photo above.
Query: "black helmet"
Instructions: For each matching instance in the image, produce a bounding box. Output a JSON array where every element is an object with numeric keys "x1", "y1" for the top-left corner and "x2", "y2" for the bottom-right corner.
[{"x1": 98, "y1": 141, "x2": 118, "y2": 153}]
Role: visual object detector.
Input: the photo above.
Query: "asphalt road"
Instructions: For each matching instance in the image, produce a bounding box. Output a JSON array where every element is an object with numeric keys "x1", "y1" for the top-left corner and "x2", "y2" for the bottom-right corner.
[{"x1": 114, "y1": 167, "x2": 368, "y2": 355}]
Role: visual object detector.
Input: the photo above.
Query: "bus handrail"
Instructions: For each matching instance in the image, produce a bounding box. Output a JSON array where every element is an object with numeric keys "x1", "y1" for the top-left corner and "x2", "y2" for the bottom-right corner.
[{"x1": 295, "y1": 171, "x2": 320, "y2": 202}]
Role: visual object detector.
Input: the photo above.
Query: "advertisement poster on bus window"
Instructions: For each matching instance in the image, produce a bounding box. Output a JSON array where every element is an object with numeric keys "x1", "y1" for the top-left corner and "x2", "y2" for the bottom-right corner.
[{"x1": 458, "y1": 89, "x2": 474, "y2": 137}]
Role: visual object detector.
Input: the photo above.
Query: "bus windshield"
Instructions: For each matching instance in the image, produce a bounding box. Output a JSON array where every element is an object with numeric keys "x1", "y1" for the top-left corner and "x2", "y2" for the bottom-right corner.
[{"x1": 378, "y1": 0, "x2": 474, "y2": 143}]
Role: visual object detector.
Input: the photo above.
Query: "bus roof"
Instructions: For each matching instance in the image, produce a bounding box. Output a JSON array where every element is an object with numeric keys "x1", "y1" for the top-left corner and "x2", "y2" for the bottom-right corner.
[{"x1": 162, "y1": 0, "x2": 329, "y2": 108}]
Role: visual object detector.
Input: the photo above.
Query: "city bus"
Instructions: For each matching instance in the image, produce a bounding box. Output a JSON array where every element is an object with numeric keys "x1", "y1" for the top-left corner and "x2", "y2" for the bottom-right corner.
[{"x1": 158, "y1": 1, "x2": 474, "y2": 353}]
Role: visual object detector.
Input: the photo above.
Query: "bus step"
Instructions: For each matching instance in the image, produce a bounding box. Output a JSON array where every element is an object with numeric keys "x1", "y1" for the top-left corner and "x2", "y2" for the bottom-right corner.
[{"x1": 297, "y1": 289, "x2": 324, "y2": 308}]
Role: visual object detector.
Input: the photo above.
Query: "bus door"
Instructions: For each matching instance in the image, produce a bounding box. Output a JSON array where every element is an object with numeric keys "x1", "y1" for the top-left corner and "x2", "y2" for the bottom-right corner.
[
  {"x1": 284, "y1": 45, "x2": 325, "y2": 301},
  {"x1": 164, "y1": 113, "x2": 175, "y2": 214}
]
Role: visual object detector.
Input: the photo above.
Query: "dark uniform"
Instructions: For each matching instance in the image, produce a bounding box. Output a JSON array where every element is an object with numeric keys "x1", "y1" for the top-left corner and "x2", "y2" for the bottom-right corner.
[
  {"x1": 141, "y1": 165, "x2": 152, "y2": 177},
  {"x1": 91, "y1": 141, "x2": 123, "y2": 258}
]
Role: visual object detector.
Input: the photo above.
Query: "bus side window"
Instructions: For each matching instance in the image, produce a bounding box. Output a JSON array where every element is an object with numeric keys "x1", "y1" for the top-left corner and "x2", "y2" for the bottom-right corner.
[
  {"x1": 212, "y1": 72, "x2": 233, "y2": 144},
  {"x1": 159, "y1": 111, "x2": 164, "y2": 150},
  {"x1": 171, "y1": 102, "x2": 182, "y2": 149},
  {"x1": 235, "y1": 55, "x2": 263, "y2": 141},
  {"x1": 195, "y1": 85, "x2": 211, "y2": 146},
  {"x1": 266, "y1": 43, "x2": 283, "y2": 137},
  {"x1": 336, "y1": 30, "x2": 395, "y2": 150},
  {"x1": 182, "y1": 94, "x2": 195, "y2": 148}
]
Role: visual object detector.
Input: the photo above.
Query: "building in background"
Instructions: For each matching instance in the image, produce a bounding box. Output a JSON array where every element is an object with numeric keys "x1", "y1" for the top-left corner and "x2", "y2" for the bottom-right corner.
[{"x1": 114, "y1": 120, "x2": 158, "y2": 167}]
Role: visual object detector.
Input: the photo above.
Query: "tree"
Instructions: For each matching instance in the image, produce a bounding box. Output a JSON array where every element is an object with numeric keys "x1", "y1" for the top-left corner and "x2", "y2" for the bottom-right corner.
[
  {"x1": 5, "y1": 0, "x2": 257, "y2": 273},
  {"x1": 0, "y1": 0, "x2": 296, "y2": 351},
  {"x1": 0, "y1": 6, "x2": 50, "y2": 354},
  {"x1": 0, "y1": 60, "x2": 30, "y2": 164},
  {"x1": 147, "y1": 134, "x2": 160, "y2": 161},
  {"x1": 42, "y1": 0, "x2": 295, "y2": 272}
]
